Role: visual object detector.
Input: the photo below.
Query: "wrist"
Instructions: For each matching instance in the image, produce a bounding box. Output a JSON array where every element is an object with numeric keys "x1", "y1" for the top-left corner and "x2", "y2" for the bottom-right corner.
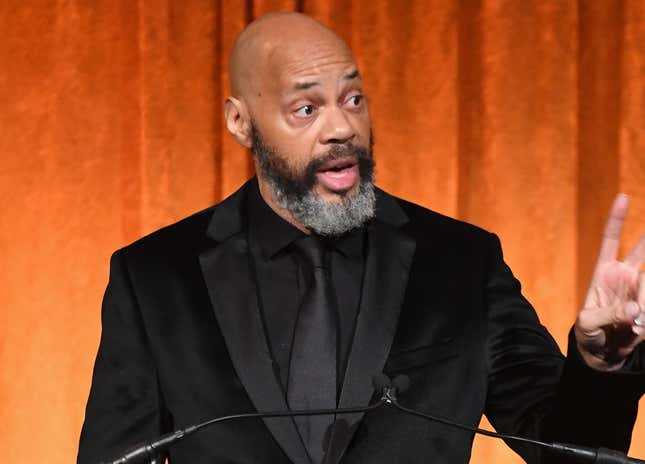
[{"x1": 575, "y1": 338, "x2": 627, "y2": 372}]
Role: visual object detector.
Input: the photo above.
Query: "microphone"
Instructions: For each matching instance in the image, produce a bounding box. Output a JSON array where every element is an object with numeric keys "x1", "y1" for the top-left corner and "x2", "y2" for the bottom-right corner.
[
  {"x1": 387, "y1": 374, "x2": 645, "y2": 464},
  {"x1": 373, "y1": 373, "x2": 410, "y2": 404},
  {"x1": 371, "y1": 373, "x2": 392, "y2": 392},
  {"x1": 392, "y1": 374, "x2": 410, "y2": 393}
]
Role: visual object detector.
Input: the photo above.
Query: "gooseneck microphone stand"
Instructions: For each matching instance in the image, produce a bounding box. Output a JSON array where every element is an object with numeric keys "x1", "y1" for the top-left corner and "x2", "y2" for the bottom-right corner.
[
  {"x1": 99, "y1": 399, "x2": 386, "y2": 464},
  {"x1": 100, "y1": 374, "x2": 645, "y2": 464}
]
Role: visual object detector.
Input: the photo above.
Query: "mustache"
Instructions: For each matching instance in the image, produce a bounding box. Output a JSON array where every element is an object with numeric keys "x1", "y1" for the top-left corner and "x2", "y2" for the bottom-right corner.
[{"x1": 303, "y1": 143, "x2": 374, "y2": 186}]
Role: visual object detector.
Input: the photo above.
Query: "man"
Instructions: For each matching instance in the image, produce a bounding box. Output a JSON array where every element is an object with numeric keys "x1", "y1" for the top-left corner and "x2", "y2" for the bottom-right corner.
[{"x1": 78, "y1": 12, "x2": 645, "y2": 464}]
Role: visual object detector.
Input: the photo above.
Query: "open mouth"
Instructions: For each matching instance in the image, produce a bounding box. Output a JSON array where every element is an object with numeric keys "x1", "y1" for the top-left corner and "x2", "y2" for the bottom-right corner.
[
  {"x1": 317, "y1": 157, "x2": 357, "y2": 173},
  {"x1": 315, "y1": 157, "x2": 359, "y2": 191}
]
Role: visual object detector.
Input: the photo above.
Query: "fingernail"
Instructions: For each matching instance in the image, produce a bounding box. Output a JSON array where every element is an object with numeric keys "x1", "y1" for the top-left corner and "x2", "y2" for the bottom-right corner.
[{"x1": 635, "y1": 313, "x2": 645, "y2": 327}]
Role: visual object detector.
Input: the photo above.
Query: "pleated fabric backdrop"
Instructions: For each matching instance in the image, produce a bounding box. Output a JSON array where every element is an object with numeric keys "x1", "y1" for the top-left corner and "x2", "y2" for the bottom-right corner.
[{"x1": 0, "y1": 1, "x2": 643, "y2": 462}]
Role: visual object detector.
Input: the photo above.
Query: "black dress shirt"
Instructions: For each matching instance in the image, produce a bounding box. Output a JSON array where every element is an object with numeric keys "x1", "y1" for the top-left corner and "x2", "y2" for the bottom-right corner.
[{"x1": 246, "y1": 181, "x2": 365, "y2": 396}]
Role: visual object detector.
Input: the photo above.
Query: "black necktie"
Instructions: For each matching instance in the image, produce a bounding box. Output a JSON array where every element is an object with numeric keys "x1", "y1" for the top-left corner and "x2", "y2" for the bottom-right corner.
[{"x1": 288, "y1": 236, "x2": 337, "y2": 464}]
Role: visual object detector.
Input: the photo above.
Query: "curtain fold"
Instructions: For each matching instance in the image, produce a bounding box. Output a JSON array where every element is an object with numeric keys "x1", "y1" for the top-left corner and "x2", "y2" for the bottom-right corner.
[{"x1": 0, "y1": 1, "x2": 643, "y2": 462}]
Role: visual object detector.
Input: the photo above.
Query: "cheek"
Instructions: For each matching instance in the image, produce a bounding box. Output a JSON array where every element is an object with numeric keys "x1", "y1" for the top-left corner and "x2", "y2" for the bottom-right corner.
[
  {"x1": 353, "y1": 110, "x2": 372, "y2": 142},
  {"x1": 270, "y1": 125, "x2": 320, "y2": 168}
]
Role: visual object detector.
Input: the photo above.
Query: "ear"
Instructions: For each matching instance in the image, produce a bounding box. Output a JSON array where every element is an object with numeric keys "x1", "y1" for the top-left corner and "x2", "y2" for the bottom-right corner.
[{"x1": 224, "y1": 97, "x2": 253, "y2": 148}]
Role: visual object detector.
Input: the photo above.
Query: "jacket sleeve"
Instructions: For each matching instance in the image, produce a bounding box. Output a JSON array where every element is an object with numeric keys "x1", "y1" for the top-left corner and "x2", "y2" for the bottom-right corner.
[
  {"x1": 77, "y1": 250, "x2": 168, "y2": 464},
  {"x1": 483, "y1": 233, "x2": 645, "y2": 463}
]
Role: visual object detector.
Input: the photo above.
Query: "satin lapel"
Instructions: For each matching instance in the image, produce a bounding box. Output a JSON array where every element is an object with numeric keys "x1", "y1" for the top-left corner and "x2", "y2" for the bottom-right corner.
[
  {"x1": 199, "y1": 233, "x2": 311, "y2": 464},
  {"x1": 326, "y1": 221, "x2": 416, "y2": 464}
]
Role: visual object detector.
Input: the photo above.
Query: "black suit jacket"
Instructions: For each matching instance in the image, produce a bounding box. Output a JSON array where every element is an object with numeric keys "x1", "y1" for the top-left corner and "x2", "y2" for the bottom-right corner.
[{"x1": 78, "y1": 180, "x2": 644, "y2": 463}]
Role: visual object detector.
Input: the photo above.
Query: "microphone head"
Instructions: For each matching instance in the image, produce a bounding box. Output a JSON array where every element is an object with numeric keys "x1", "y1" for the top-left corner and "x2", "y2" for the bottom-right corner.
[
  {"x1": 392, "y1": 374, "x2": 411, "y2": 393},
  {"x1": 372, "y1": 373, "x2": 392, "y2": 392}
]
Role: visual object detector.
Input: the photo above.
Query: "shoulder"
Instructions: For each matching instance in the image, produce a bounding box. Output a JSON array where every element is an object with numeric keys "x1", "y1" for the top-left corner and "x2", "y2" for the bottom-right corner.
[
  {"x1": 115, "y1": 206, "x2": 217, "y2": 269},
  {"x1": 376, "y1": 188, "x2": 494, "y2": 247},
  {"x1": 115, "y1": 180, "x2": 251, "y2": 265},
  {"x1": 378, "y1": 190, "x2": 505, "y2": 292}
]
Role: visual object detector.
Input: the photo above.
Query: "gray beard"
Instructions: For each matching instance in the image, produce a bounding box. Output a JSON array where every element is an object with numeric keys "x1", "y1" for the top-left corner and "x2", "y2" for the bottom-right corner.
[
  {"x1": 271, "y1": 177, "x2": 376, "y2": 236},
  {"x1": 251, "y1": 124, "x2": 376, "y2": 237}
]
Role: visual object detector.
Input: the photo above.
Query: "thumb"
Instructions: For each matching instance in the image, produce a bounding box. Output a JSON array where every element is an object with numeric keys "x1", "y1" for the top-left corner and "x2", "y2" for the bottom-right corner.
[{"x1": 576, "y1": 300, "x2": 640, "y2": 335}]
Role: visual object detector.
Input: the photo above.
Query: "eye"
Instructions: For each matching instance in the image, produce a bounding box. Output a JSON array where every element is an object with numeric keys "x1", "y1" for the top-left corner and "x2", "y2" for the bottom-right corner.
[
  {"x1": 294, "y1": 104, "x2": 315, "y2": 117},
  {"x1": 345, "y1": 94, "x2": 363, "y2": 108}
]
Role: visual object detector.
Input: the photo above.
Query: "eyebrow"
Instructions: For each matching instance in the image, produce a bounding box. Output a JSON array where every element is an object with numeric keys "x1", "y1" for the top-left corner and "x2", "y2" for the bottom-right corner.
[
  {"x1": 293, "y1": 81, "x2": 320, "y2": 91},
  {"x1": 343, "y1": 69, "x2": 360, "y2": 81},
  {"x1": 291, "y1": 69, "x2": 361, "y2": 91}
]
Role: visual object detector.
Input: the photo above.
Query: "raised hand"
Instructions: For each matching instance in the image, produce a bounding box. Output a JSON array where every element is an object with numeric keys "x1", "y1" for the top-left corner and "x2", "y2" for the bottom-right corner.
[{"x1": 575, "y1": 193, "x2": 645, "y2": 371}]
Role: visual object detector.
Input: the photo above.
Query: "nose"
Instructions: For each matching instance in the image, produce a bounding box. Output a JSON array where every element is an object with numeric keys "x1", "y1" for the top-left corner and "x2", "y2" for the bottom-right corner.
[{"x1": 320, "y1": 106, "x2": 355, "y2": 145}]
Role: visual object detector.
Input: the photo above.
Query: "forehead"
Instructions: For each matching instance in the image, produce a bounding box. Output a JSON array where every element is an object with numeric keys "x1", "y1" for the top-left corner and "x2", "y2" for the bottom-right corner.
[{"x1": 265, "y1": 39, "x2": 358, "y2": 92}]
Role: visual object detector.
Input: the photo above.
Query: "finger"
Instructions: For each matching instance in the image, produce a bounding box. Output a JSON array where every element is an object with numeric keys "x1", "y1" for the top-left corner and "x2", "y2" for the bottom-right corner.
[
  {"x1": 624, "y1": 232, "x2": 645, "y2": 270},
  {"x1": 635, "y1": 274, "x2": 645, "y2": 333},
  {"x1": 624, "y1": 300, "x2": 641, "y2": 323},
  {"x1": 624, "y1": 321, "x2": 645, "y2": 354},
  {"x1": 634, "y1": 314, "x2": 645, "y2": 336},
  {"x1": 631, "y1": 313, "x2": 645, "y2": 342},
  {"x1": 579, "y1": 295, "x2": 639, "y2": 332},
  {"x1": 577, "y1": 305, "x2": 619, "y2": 334},
  {"x1": 596, "y1": 193, "x2": 629, "y2": 264}
]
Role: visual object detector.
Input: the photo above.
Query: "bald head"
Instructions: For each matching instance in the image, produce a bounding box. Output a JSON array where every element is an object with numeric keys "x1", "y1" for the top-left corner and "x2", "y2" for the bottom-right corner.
[
  {"x1": 229, "y1": 12, "x2": 355, "y2": 99},
  {"x1": 224, "y1": 12, "x2": 373, "y2": 235}
]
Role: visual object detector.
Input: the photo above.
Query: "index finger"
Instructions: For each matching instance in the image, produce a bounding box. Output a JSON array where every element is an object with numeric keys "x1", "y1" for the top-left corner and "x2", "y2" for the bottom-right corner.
[{"x1": 596, "y1": 193, "x2": 629, "y2": 264}]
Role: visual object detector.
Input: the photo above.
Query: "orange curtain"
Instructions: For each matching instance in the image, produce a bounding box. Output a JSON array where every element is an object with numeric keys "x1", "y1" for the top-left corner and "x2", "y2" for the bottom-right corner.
[{"x1": 0, "y1": 1, "x2": 643, "y2": 463}]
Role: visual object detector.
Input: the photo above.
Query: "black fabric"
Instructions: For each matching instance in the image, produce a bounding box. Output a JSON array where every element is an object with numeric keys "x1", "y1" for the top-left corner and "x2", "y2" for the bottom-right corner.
[
  {"x1": 77, "y1": 178, "x2": 645, "y2": 464},
  {"x1": 288, "y1": 236, "x2": 337, "y2": 464},
  {"x1": 246, "y1": 180, "x2": 364, "y2": 392}
]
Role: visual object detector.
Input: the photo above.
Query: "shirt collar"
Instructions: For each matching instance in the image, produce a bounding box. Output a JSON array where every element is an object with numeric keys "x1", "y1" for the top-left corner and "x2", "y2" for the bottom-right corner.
[
  {"x1": 247, "y1": 179, "x2": 304, "y2": 259},
  {"x1": 330, "y1": 227, "x2": 364, "y2": 259}
]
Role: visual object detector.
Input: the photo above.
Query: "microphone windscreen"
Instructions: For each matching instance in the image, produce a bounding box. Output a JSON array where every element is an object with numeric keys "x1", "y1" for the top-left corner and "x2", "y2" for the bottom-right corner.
[
  {"x1": 372, "y1": 373, "x2": 392, "y2": 392},
  {"x1": 392, "y1": 374, "x2": 411, "y2": 393}
]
